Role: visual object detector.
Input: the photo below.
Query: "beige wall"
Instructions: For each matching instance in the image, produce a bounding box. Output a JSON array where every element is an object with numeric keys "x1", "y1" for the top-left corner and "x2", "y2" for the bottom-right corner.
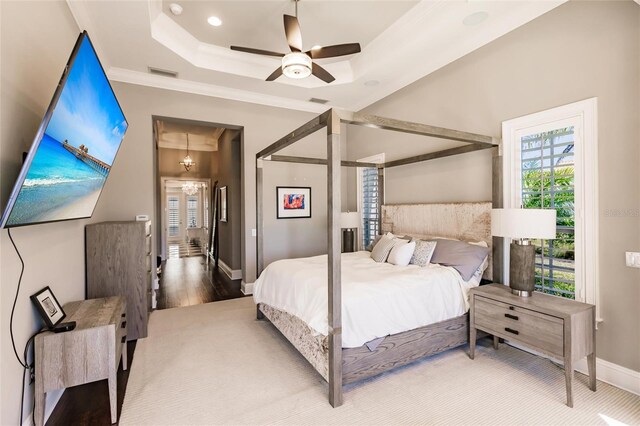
[
  {"x1": 347, "y1": 1, "x2": 640, "y2": 372},
  {"x1": 216, "y1": 129, "x2": 242, "y2": 270},
  {"x1": 0, "y1": 2, "x2": 84, "y2": 424}
]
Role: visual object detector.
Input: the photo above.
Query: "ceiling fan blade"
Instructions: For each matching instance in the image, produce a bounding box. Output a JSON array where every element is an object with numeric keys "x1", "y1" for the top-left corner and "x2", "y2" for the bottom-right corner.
[
  {"x1": 230, "y1": 46, "x2": 285, "y2": 57},
  {"x1": 266, "y1": 67, "x2": 283, "y2": 81},
  {"x1": 308, "y1": 43, "x2": 361, "y2": 59},
  {"x1": 311, "y1": 63, "x2": 335, "y2": 83},
  {"x1": 283, "y1": 15, "x2": 303, "y2": 52}
]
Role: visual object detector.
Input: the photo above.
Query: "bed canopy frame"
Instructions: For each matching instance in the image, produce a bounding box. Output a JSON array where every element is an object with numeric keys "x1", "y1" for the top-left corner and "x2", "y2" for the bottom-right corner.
[{"x1": 256, "y1": 108, "x2": 502, "y2": 407}]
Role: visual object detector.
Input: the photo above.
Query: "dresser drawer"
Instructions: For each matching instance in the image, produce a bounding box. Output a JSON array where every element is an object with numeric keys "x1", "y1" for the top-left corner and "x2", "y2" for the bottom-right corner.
[{"x1": 474, "y1": 295, "x2": 564, "y2": 358}]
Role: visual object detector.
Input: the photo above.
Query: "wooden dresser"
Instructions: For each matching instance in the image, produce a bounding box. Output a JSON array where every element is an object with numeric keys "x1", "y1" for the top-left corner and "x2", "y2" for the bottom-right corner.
[
  {"x1": 86, "y1": 220, "x2": 152, "y2": 340},
  {"x1": 469, "y1": 283, "x2": 596, "y2": 407},
  {"x1": 34, "y1": 297, "x2": 127, "y2": 426}
]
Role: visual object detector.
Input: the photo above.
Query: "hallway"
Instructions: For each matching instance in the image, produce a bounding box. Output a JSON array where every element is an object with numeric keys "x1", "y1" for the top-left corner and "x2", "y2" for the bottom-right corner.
[{"x1": 157, "y1": 256, "x2": 245, "y2": 309}]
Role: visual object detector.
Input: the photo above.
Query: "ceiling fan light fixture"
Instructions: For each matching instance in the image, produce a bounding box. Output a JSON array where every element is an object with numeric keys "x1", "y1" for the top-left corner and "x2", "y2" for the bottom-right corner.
[{"x1": 282, "y1": 52, "x2": 312, "y2": 79}]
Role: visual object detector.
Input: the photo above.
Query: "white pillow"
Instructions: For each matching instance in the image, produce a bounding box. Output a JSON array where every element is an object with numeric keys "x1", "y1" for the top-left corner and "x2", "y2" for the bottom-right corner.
[
  {"x1": 370, "y1": 234, "x2": 396, "y2": 263},
  {"x1": 469, "y1": 241, "x2": 489, "y2": 284},
  {"x1": 387, "y1": 241, "x2": 416, "y2": 266}
]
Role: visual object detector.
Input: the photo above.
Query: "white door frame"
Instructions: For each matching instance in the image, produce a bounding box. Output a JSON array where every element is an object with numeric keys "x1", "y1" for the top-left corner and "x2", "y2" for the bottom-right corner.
[
  {"x1": 501, "y1": 98, "x2": 599, "y2": 320},
  {"x1": 160, "y1": 177, "x2": 211, "y2": 260}
]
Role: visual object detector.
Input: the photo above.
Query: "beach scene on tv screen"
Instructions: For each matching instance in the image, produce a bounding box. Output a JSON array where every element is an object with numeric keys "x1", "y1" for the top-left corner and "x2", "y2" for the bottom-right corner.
[{"x1": 6, "y1": 36, "x2": 127, "y2": 226}]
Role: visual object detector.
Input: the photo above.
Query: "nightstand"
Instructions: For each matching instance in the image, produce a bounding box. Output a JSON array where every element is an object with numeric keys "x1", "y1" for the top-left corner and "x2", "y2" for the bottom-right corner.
[
  {"x1": 469, "y1": 284, "x2": 596, "y2": 407},
  {"x1": 34, "y1": 297, "x2": 127, "y2": 425}
]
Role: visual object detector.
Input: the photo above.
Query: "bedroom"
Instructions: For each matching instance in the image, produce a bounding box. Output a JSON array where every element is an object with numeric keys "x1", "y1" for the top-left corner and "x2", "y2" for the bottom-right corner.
[{"x1": 0, "y1": 1, "x2": 638, "y2": 425}]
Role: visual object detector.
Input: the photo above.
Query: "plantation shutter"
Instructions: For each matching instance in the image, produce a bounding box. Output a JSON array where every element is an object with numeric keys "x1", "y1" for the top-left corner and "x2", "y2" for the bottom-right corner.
[
  {"x1": 187, "y1": 196, "x2": 198, "y2": 228},
  {"x1": 168, "y1": 196, "x2": 179, "y2": 237},
  {"x1": 361, "y1": 167, "x2": 379, "y2": 248},
  {"x1": 520, "y1": 127, "x2": 576, "y2": 298}
]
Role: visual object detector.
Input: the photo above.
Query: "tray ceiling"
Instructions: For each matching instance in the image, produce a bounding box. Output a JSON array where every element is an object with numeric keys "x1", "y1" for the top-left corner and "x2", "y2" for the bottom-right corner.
[{"x1": 67, "y1": 0, "x2": 566, "y2": 112}]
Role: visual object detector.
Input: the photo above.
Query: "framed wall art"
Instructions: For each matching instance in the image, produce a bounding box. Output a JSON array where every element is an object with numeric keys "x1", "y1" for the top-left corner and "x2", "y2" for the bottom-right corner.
[{"x1": 276, "y1": 186, "x2": 311, "y2": 219}]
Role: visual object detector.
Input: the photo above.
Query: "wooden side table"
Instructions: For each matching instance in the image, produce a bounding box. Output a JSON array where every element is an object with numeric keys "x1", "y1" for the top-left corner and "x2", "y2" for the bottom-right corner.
[
  {"x1": 34, "y1": 297, "x2": 127, "y2": 425},
  {"x1": 469, "y1": 284, "x2": 596, "y2": 407}
]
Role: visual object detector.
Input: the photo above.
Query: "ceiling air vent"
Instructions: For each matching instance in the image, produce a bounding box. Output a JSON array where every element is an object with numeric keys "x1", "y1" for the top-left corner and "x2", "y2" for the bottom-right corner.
[
  {"x1": 148, "y1": 67, "x2": 179, "y2": 78},
  {"x1": 309, "y1": 97, "x2": 329, "y2": 104}
]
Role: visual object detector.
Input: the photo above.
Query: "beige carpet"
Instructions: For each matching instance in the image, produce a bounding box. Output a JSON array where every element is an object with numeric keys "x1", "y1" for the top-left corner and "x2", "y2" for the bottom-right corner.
[{"x1": 120, "y1": 297, "x2": 640, "y2": 425}]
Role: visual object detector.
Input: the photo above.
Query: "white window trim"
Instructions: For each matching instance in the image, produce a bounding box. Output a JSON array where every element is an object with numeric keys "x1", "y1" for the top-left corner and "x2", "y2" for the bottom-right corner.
[
  {"x1": 502, "y1": 98, "x2": 600, "y2": 322},
  {"x1": 356, "y1": 153, "x2": 385, "y2": 251}
]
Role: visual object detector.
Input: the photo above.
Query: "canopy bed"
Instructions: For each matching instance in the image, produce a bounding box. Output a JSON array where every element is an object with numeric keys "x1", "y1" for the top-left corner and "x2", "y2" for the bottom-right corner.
[{"x1": 255, "y1": 108, "x2": 502, "y2": 407}]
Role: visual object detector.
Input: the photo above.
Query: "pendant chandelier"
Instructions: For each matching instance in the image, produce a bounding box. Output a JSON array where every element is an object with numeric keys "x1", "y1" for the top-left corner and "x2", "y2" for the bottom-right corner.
[
  {"x1": 179, "y1": 133, "x2": 196, "y2": 171},
  {"x1": 182, "y1": 181, "x2": 199, "y2": 196}
]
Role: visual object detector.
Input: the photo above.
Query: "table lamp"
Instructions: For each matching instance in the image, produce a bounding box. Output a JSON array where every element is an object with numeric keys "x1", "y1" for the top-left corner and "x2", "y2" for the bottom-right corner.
[
  {"x1": 341, "y1": 212, "x2": 360, "y2": 253},
  {"x1": 491, "y1": 208, "x2": 557, "y2": 297}
]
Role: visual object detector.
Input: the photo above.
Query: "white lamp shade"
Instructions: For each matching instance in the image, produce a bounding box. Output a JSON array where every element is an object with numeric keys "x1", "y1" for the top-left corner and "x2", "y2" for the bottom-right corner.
[
  {"x1": 491, "y1": 208, "x2": 557, "y2": 239},
  {"x1": 341, "y1": 212, "x2": 360, "y2": 229}
]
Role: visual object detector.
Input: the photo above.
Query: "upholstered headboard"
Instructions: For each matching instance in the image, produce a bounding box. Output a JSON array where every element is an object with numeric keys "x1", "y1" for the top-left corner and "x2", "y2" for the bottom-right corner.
[{"x1": 381, "y1": 202, "x2": 492, "y2": 280}]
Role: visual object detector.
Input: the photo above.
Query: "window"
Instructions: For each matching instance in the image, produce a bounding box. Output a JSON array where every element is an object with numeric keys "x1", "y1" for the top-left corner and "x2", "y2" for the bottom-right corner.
[
  {"x1": 187, "y1": 196, "x2": 198, "y2": 228},
  {"x1": 167, "y1": 196, "x2": 179, "y2": 237},
  {"x1": 503, "y1": 98, "x2": 599, "y2": 319},
  {"x1": 357, "y1": 154, "x2": 385, "y2": 250},
  {"x1": 519, "y1": 128, "x2": 575, "y2": 298}
]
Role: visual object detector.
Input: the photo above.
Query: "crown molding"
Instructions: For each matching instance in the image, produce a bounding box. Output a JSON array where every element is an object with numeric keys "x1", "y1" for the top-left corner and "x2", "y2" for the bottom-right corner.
[
  {"x1": 65, "y1": 0, "x2": 111, "y2": 70},
  {"x1": 107, "y1": 67, "x2": 328, "y2": 114}
]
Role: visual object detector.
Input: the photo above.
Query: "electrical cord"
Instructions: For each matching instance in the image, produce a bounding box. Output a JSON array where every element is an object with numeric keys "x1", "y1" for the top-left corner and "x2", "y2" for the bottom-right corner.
[
  {"x1": 19, "y1": 330, "x2": 43, "y2": 426},
  {"x1": 8, "y1": 228, "x2": 28, "y2": 369}
]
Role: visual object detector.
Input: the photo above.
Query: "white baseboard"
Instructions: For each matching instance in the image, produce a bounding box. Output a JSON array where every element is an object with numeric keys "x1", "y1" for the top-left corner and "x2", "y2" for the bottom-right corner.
[
  {"x1": 23, "y1": 388, "x2": 64, "y2": 426},
  {"x1": 575, "y1": 357, "x2": 640, "y2": 396},
  {"x1": 218, "y1": 259, "x2": 242, "y2": 280},
  {"x1": 241, "y1": 281, "x2": 254, "y2": 295},
  {"x1": 506, "y1": 341, "x2": 639, "y2": 396}
]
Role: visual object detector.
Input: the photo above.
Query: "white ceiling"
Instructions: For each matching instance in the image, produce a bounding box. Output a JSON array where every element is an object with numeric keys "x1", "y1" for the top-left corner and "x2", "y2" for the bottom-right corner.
[
  {"x1": 67, "y1": 0, "x2": 565, "y2": 113},
  {"x1": 156, "y1": 119, "x2": 224, "y2": 151}
]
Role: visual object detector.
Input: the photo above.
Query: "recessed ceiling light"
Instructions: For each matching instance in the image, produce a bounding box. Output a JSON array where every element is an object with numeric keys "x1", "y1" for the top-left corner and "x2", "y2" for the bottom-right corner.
[
  {"x1": 169, "y1": 3, "x2": 183, "y2": 16},
  {"x1": 463, "y1": 11, "x2": 488, "y2": 26},
  {"x1": 364, "y1": 80, "x2": 379, "y2": 87},
  {"x1": 311, "y1": 45, "x2": 322, "y2": 50},
  {"x1": 207, "y1": 16, "x2": 222, "y2": 27}
]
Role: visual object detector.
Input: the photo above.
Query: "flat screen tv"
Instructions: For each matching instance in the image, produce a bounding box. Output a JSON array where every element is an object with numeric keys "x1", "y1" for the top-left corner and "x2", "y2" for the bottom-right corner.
[{"x1": 0, "y1": 31, "x2": 127, "y2": 228}]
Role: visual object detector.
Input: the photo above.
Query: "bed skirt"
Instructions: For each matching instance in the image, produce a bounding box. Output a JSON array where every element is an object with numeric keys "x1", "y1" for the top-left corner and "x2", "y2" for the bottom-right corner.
[
  {"x1": 258, "y1": 303, "x2": 472, "y2": 384},
  {"x1": 259, "y1": 303, "x2": 330, "y2": 381}
]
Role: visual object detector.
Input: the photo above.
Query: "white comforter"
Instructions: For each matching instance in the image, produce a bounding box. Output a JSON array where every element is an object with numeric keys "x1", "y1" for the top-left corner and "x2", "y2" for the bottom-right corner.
[{"x1": 253, "y1": 251, "x2": 479, "y2": 348}]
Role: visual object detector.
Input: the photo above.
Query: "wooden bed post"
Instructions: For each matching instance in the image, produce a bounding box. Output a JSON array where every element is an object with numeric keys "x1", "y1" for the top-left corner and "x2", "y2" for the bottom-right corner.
[
  {"x1": 327, "y1": 109, "x2": 343, "y2": 407},
  {"x1": 492, "y1": 146, "x2": 504, "y2": 283},
  {"x1": 377, "y1": 166, "x2": 384, "y2": 235},
  {"x1": 256, "y1": 158, "x2": 264, "y2": 278}
]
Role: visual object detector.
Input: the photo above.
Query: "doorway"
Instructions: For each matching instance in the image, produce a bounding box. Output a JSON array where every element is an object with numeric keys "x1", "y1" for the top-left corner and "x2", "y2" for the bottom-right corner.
[
  {"x1": 161, "y1": 178, "x2": 210, "y2": 259},
  {"x1": 153, "y1": 116, "x2": 245, "y2": 309}
]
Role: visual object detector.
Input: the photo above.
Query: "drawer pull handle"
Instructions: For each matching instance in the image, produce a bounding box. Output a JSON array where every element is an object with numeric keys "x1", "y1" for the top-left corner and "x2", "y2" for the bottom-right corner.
[
  {"x1": 121, "y1": 321, "x2": 127, "y2": 329},
  {"x1": 504, "y1": 313, "x2": 519, "y2": 321},
  {"x1": 505, "y1": 327, "x2": 519, "y2": 335},
  {"x1": 121, "y1": 336, "x2": 127, "y2": 343}
]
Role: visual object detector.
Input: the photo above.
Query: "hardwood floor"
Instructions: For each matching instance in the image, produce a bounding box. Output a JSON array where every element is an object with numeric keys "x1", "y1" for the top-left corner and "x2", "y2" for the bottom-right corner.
[
  {"x1": 46, "y1": 257, "x2": 245, "y2": 425},
  {"x1": 46, "y1": 341, "x2": 136, "y2": 426},
  {"x1": 157, "y1": 256, "x2": 244, "y2": 309}
]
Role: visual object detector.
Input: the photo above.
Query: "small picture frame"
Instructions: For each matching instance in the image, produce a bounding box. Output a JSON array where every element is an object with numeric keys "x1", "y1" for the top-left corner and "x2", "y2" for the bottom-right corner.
[
  {"x1": 277, "y1": 186, "x2": 311, "y2": 219},
  {"x1": 219, "y1": 186, "x2": 228, "y2": 222},
  {"x1": 30, "y1": 286, "x2": 66, "y2": 329}
]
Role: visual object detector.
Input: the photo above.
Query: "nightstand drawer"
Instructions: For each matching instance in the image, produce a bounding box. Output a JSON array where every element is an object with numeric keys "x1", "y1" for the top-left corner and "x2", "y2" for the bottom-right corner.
[{"x1": 474, "y1": 295, "x2": 564, "y2": 358}]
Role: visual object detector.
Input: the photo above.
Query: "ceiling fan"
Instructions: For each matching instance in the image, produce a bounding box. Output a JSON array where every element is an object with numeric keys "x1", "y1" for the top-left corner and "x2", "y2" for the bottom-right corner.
[{"x1": 230, "y1": 0, "x2": 361, "y2": 83}]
